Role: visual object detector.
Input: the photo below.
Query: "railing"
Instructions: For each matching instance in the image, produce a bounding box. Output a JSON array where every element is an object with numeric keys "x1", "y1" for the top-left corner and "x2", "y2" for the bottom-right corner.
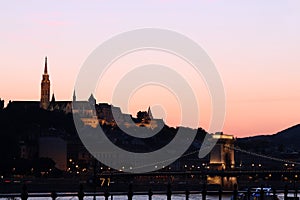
[{"x1": 0, "y1": 183, "x2": 299, "y2": 200}]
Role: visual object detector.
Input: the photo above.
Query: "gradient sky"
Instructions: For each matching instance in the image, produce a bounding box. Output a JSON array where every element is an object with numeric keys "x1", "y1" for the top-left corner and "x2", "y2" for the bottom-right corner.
[{"x1": 1, "y1": 0, "x2": 299, "y2": 137}]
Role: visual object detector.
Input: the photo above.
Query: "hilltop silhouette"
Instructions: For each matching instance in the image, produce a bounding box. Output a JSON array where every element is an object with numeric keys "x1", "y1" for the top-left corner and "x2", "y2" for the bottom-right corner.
[{"x1": 236, "y1": 124, "x2": 300, "y2": 160}]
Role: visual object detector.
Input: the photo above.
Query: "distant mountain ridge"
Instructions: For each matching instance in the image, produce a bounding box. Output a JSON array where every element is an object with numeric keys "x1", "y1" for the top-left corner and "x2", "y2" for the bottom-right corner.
[
  {"x1": 237, "y1": 124, "x2": 300, "y2": 153},
  {"x1": 271, "y1": 124, "x2": 300, "y2": 150},
  {"x1": 241, "y1": 124, "x2": 300, "y2": 139},
  {"x1": 274, "y1": 124, "x2": 300, "y2": 137}
]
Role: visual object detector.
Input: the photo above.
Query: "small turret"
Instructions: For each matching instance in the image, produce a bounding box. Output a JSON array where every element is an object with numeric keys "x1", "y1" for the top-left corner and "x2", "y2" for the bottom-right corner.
[
  {"x1": 147, "y1": 106, "x2": 153, "y2": 119},
  {"x1": 0, "y1": 98, "x2": 4, "y2": 110},
  {"x1": 73, "y1": 90, "x2": 76, "y2": 102},
  {"x1": 51, "y1": 93, "x2": 56, "y2": 102},
  {"x1": 88, "y1": 93, "x2": 96, "y2": 106}
]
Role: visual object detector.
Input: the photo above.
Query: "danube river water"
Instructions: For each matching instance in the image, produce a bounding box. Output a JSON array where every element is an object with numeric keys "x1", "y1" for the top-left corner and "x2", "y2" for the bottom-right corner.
[
  {"x1": 0, "y1": 193, "x2": 289, "y2": 200},
  {"x1": 0, "y1": 196, "x2": 226, "y2": 200}
]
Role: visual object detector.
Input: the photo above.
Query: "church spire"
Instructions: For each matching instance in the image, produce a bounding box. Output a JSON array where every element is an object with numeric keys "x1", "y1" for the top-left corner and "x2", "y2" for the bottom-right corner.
[
  {"x1": 44, "y1": 56, "x2": 48, "y2": 74},
  {"x1": 40, "y1": 56, "x2": 50, "y2": 109}
]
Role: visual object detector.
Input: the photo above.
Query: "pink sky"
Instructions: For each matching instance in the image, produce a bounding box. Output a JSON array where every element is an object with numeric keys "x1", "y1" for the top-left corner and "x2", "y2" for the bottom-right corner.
[{"x1": 0, "y1": 0, "x2": 299, "y2": 137}]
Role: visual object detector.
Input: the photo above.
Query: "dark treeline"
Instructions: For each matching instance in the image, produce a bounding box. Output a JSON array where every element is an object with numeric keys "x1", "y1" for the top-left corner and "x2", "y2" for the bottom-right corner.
[
  {"x1": 0, "y1": 105, "x2": 209, "y2": 177},
  {"x1": 0, "y1": 105, "x2": 76, "y2": 176}
]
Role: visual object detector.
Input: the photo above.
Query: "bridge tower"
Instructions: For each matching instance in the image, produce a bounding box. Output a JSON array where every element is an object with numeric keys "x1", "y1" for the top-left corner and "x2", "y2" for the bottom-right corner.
[
  {"x1": 208, "y1": 133, "x2": 237, "y2": 189},
  {"x1": 209, "y1": 133, "x2": 235, "y2": 170}
]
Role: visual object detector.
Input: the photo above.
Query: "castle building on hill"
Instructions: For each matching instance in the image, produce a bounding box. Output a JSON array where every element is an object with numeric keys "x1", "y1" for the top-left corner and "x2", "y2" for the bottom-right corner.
[
  {"x1": 6, "y1": 57, "x2": 163, "y2": 129},
  {"x1": 6, "y1": 57, "x2": 76, "y2": 113},
  {"x1": 40, "y1": 56, "x2": 74, "y2": 113}
]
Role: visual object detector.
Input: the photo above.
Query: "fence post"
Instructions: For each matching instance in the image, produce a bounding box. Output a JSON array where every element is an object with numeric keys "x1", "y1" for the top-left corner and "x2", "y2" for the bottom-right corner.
[
  {"x1": 218, "y1": 186, "x2": 222, "y2": 200},
  {"x1": 202, "y1": 183, "x2": 207, "y2": 200},
  {"x1": 185, "y1": 189, "x2": 190, "y2": 200},
  {"x1": 260, "y1": 185, "x2": 264, "y2": 200},
  {"x1": 21, "y1": 184, "x2": 28, "y2": 200},
  {"x1": 167, "y1": 183, "x2": 172, "y2": 200},
  {"x1": 233, "y1": 183, "x2": 238, "y2": 200},
  {"x1": 104, "y1": 190, "x2": 110, "y2": 200},
  {"x1": 51, "y1": 191, "x2": 57, "y2": 200},
  {"x1": 247, "y1": 188, "x2": 251, "y2": 200},
  {"x1": 148, "y1": 188, "x2": 153, "y2": 200},
  {"x1": 284, "y1": 185, "x2": 288, "y2": 200},
  {"x1": 273, "y1": 189, "x2": 277, "y2": 200},
  {"x1": 78, "y1": 184, "x2": 84, "y2": 200},
  {"x1": 128, "y1": 183, "x2": 133, "y2": 200}
]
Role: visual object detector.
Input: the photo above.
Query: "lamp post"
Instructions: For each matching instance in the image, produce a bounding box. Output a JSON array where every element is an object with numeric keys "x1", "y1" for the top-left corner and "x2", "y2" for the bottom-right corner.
[{"x1": 93, "y1": 159, "x2": 97, "y2": 200}]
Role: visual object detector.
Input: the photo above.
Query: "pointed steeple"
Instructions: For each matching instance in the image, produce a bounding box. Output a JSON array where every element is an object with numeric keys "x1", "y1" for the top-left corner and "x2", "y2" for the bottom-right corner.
[
  {"x1": 44, "y1": 56, "x2": 48, "y2": 74},
  {"x1": 147, "y1": 106, "x2": 153, "y2": 119},
  {"x1": 51, "y1": 93, "x2": 55, "y2": 102},
  {"x1": 73, "y1": 90, "x2": 76, "y2": 102}
]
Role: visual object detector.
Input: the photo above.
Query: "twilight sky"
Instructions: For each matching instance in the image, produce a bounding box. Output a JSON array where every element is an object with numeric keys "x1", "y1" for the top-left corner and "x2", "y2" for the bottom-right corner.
[{"x1": 0, "y1": 0, "x2": 299, "y2": 137}]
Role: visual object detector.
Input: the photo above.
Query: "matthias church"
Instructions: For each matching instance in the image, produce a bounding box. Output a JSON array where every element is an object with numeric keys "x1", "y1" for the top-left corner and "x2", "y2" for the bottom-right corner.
[{"x1": 6, "y1": 57, "x2": 162, "y2": 129}]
